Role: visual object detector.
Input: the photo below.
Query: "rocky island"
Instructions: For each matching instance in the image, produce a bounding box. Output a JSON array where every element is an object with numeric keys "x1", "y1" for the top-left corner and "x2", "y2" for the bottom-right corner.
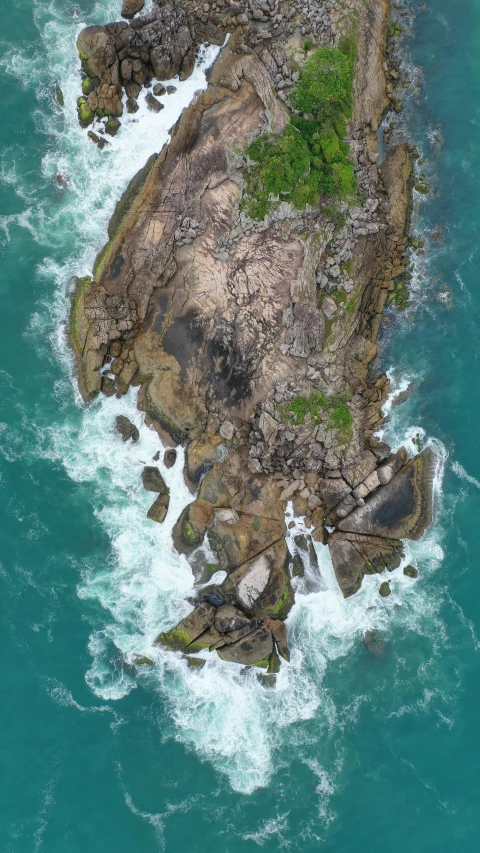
[{"x1": 70, "y1": 0, "x2": 435, "y2": 671}]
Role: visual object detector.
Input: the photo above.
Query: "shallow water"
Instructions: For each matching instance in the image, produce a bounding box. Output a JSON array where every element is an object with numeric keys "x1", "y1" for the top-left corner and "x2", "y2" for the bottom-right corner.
[{"x1": 1, "y1": 0, "x2": 479, "y2": 849}]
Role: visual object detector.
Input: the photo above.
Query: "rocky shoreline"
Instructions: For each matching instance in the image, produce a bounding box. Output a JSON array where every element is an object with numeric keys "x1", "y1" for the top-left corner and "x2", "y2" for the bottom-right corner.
[{"x1": 70, "y1": 0, "x2": 435, "y2": 671}]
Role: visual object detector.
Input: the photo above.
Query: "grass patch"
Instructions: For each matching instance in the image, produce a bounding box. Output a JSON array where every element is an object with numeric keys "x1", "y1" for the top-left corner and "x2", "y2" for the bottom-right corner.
[
  {"x1": 280, "y1": 391, "x2": 353, "y2": 435},
  {"x1": 241, "y1": 38, "x2": 357, "y2": 220}
]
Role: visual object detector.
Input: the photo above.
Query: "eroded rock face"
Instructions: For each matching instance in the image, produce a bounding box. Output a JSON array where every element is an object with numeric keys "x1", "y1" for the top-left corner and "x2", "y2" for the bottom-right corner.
[{"x1": 328, "y1": 530, "x2": 404, "y2": 598}]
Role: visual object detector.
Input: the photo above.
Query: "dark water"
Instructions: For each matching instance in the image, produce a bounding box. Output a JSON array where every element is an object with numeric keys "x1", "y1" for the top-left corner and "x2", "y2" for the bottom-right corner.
[{"x1": 0, "y1": 1, "x2": 479, "y2": 850}]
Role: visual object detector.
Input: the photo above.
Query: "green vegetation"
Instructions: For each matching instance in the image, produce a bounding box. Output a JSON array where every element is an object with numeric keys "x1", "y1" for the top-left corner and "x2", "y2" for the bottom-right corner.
[
  {"x1": 280, "y1": 390, "x2": 353, "y2": 435},
  {"x1": 388, "y1": 280, "x2": 409, "y2": 310},
  {"x1": 303, "y1": 38, "x2": 313, "y2": 52},
  {"x1": 241, "y1": 38, "x2": 357, "y2": 220}
]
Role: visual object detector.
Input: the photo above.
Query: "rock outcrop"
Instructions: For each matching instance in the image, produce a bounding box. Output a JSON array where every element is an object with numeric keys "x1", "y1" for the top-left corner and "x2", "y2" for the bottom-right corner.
[{"x1": 70, "y1": 0, "x2": 435, "y2": 668}]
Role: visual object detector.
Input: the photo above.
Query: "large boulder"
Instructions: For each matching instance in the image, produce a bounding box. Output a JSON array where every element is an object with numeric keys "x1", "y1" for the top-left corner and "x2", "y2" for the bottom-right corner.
[
  {"x1": 223, "y1": 540, "x2": 294, "y2": 620},
  {"x1": 122, "y1": 0, "x2": 144, "y2": 18},
  {"x1": 217, "y1": 624, "x2": 273, "y2": 666},
  {"x1": 155, "y1": 602, "x2": 216, "y2": 651},
  {"x1": 141, "y1": 466, "x2": 168, "y2": 493},
  {"x1": 207, "y1": 511, "x2": 285, "y2": 573},
  {"x1": 328, "y1": 531, "x2": 404, "y2": 598},
  {"x1": 337, "y1": 449, "x2": 435, "y2": 540},
  {"x1": 214, "y1": 605, "x2": 250, "y2": 634}
]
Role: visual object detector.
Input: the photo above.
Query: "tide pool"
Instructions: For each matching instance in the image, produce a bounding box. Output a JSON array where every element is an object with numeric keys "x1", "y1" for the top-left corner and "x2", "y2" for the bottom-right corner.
[{"x1": 0, "y1": 0, "x2": 479, "y2": 850}]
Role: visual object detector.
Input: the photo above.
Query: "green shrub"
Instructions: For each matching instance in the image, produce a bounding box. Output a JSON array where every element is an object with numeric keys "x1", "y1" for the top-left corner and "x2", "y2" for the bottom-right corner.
[
  {"x1": 241, "y1": 40, "x2": 357, "y2": 220},
  {"x1": 280, "y1": 391, "x2": 353, "y2": 434}
]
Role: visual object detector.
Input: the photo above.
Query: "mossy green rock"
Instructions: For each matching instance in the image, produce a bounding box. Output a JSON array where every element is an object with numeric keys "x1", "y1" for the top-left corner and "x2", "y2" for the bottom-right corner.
[
  {"x1": 82, "y1": 77, "x2": 93, "y2": 96},
  {"x1": 379, "y1": 581, "x2": 391, "y2": 597},
  {"x1": 105, "y1": 117, "x2": 121, "y2": 136},
  {"x1": 147, "y1": 493, "x2": 170, "y2": 523},
  {"x1": 141, "y1": 466, "x2": 168, "y2": 494},
  {"x1": 403, "y1": 564, "x2": 419, "y2": 578},
  {"x1": 77, "y1": 97, "x2": 94, "y2": 128},
  {"x1": 55, "y1": 84, "x2": 64, "y2": 107}
]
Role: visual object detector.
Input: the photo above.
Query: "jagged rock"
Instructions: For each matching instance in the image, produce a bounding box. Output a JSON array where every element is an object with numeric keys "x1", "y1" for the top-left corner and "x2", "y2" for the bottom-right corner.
[
  {"x1": 141, "y1": 465, "x2": 169, "y2": 493},
  {"x1": 403, "y1": 564, "x2": 418, "y2": 578},
  {"x1": 338, "y1": 450, "x2": 434, "y2": 541},
  {"x1": 147, "y1": 493, "x2": 170, "y2": 523},
  {"x1": 115, "y1": 415, "x2": 139, "y2": 442},
  {"x1": 155, "y1": 602, "x2": 216, "y2": 650},
  {"x1": 217, "y1": 624, "x2": 273, "y2": 666},
  {"x1": 163, "y1": 448, "x2": 177, "y2": 468},
  {"x1": 214, "y1": 605, "x2": 250, "y2": 634},
  {"x1": 328, "y1": 531, "x2": 404, "y2": 598},
  {"x1": 122, "y1": 0, "x2": 144, "y2": 19}
]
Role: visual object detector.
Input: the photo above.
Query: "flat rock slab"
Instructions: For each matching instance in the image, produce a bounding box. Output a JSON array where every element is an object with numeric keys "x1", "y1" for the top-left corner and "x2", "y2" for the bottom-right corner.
[
  {"x1": 337, "y1": 450, "x2": 434, "y2": 541},
  {"x1": 214, "y1": 604, "x2": 250, "y2": 634}
]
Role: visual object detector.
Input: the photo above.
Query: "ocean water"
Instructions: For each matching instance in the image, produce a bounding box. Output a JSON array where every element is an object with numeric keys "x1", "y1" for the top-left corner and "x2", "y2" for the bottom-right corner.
[{"x1": 0, "y1": 0, "x2": 479, "y2": 849}]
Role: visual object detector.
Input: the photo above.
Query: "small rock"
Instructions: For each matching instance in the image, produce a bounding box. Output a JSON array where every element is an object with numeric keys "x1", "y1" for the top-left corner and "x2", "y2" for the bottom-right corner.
[
  {"x1": 163, "y1": 448, "x2": 177, "y2": 468},
  {"x1": 166, "y1": 85, "x2": 177, "y2": 94},
  {"x1": 403, "y1": 564, "x2": 418, "y2": 578},
  {"x1": 153, "y1": 83, "x2": 166, "y2": 96},
  {"x1": 220, "y1": 420, "x2": 235, "y2": 441},
  {"x1": 115, "y1": 415, "x2": 139, "y2": 443},
  {"x1": 379, "y1": 581, "x2": 391, "y2": 597},
  {"x1": 87, "y1": 131, "x2": 108, "y2": 150},
  {"x1": 145, "y1": 93, "x2": 164, "y2": 113},
  {"x1": 126, "y1": 97, "x2": 139, "y2": 113}
]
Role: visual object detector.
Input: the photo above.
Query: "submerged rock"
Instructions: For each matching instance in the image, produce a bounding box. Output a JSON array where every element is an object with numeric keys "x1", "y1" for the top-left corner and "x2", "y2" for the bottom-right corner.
[
  {"x1": 364, "y1": 630, "x2": 386, "y2": 658},
  {"x1": 379, "y1": 581, "x2": 391, "y2": 598}
]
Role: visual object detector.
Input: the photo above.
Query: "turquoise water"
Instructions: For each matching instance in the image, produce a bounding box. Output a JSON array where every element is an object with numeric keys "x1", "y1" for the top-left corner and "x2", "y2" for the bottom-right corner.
[{"x1": 1, "y1": 0, "x2": 479, "y2": 849}]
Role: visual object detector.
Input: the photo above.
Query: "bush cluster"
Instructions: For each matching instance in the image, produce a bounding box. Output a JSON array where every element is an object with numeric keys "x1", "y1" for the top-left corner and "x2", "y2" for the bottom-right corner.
[
  {"x1": 242, "y1": 38, "x2": 357, "y2": 220},
  {"x1": 280, "y1": 391, "x2": 353, "y2": 434}
]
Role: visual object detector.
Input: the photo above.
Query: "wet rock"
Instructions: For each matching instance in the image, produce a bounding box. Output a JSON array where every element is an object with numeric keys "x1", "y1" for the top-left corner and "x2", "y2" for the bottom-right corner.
[
  {"x1": 268, "y1": 618, "x2": 290, "y2": 661},
  {"x1": 403, "y1": 564, "x2": 418, "y2": 578},
  {"x1": 172, "y1": 499, "x2": 214, "y2": 554},
  {"x1": 146, "y1": 92, "x2": 164, "y2": 113},
  {"x1": 126, "y1": 97, "x2": 139, "y2": 113},
  {"x1": 338, "y1": 450, "x2": 435, "y2": 541},
  {"x1": 153, "y1": 83, "x2": 166, "y2": 96},
  {"x1": 183, "y1": 655, "x2": 206, "y2": 669},
  {"x1": 122, "y1": 0, "x2": 144, "y2": 19},
  {"x1": 217, "y1": 624, "x2": 273, "y2": 666},
  {"x1": 147, "y1": 492, "x2": 170, "y2": 523},
  {"x1": 101, "y1": 376, "x2": 116, "y2": 396},
  {"x1": 379, "y1": 581, "x2": 391, "y2": 597},
  {"x1": 142, "y1": 465, "x2": 169, "y2": 493},
  {"x1": 328, "y1": 531, "x2": 404, "y2": 598},
  {"x1": 88, "y1": 130, "x2": 109, "y2": 149},
  {"x1": 115, "y1": 415, "x2": 139, "y2": 442},
  {"x1": 133, "y1": 654, "x2": 154, "y2": 665},
  {"x1": 163, "y1": 448, "x2": 177, "y2": 468},
  {"x1": 105, "y1": 117, "x2": 121, "y2": 136},
  {"x1": 155, "y1": 602, "x2": 216, "y2": 650},
  {"x1": 214, "y1": 604, "x2": 250, "y2": 634}
]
